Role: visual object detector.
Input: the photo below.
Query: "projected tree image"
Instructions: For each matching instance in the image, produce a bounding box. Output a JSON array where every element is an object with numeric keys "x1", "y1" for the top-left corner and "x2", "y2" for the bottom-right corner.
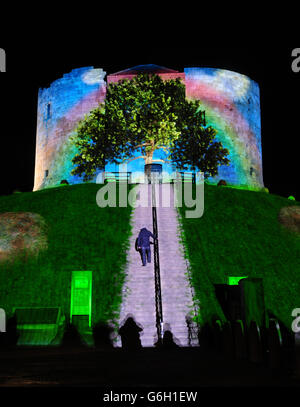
[
  {"x1": 169, "y1": 103, "x2": 230, "y2": 177},
  {"x1": 71, "y1": 73, "x2": 229, "y2": 180}
]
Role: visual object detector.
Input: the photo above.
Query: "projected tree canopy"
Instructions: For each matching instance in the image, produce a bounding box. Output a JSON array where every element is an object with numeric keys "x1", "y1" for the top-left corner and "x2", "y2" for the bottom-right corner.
[{"x1": 71, "y1": 73, "x2": 229, "y2": 180}]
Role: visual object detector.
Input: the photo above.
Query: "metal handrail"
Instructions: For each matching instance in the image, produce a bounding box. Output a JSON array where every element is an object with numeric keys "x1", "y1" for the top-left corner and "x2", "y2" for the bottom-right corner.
[{"x1": 151, "y1": 183, "x2": 164, "y2": 343}]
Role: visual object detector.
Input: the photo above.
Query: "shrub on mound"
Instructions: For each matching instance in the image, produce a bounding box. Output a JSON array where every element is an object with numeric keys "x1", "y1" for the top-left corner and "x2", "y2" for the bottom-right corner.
[
  {"x1": 278, "y1": 206, "x2": 300, "y2": 234},
  {"x1": 0, "y1": 212, "x2": 48, "y2": 262}
]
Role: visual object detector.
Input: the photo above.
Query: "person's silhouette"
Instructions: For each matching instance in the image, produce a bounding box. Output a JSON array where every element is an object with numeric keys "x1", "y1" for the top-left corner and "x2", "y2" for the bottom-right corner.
[
  {"x1": 118, "y1": 316, "x2": 143, "y2": 350},
  {"x1": 162, "y1": 330, "x2": 179, "y2": 349},
  {"x1": 61, "y1": 323, "x2": 83, "y2": 347}
]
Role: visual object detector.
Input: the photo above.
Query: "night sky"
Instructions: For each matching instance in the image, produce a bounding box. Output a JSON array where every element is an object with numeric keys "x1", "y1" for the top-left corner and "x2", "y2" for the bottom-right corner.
[{"x1": 0, "y1": 44, "x2": 299, "y2": 199}]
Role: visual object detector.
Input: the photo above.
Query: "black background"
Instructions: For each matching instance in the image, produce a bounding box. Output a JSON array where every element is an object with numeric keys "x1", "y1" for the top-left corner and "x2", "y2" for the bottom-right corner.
[{"x1": 0, "y1": 42, "x2": 299, "y2": 199}]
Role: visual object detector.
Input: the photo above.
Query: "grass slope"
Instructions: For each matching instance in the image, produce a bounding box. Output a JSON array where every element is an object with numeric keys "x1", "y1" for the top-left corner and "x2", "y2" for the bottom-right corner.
[
  {"x1": 178, "y1": 184, "x2": 300, "y2": 330},
  {"x1": 1, "y1": 182, "x2": 299, "y2": 335},
  {"x1": 0, "y1": 183, "x2": 132, "y2": 327}
]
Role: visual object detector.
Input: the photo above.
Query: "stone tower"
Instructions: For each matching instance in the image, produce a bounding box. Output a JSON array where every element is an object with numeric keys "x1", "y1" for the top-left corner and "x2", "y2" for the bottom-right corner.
[
  {"x1": 33, "y1": 65, "x2": 264, "y2": 190},
  {"x1": 33, "y1": 67, "x2": 106, "y2": 191}
]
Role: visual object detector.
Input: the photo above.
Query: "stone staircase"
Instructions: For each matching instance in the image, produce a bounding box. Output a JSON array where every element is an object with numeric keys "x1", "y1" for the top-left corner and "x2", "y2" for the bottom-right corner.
[
  {"x1": 115, "y1": 182, "x2": 199, "y2": 347},
  {"x1": 115, "y1": 184, "x2": 158, "y2": 347},
  {"x1": 154, "y1": 183, "x2": 198, "y2": 346}
]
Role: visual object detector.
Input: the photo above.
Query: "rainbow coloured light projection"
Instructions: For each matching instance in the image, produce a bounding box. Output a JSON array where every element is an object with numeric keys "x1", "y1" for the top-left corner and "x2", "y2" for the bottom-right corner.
[
  {"x1": 184, "y1": 68, "x2": 263, "y2": 188},
  {"x1": 33, "y1": 65, "x2": 264, "y2": 191},
  {"x1": 33, "y1": 67, "x2": 106, "y2": 191}
]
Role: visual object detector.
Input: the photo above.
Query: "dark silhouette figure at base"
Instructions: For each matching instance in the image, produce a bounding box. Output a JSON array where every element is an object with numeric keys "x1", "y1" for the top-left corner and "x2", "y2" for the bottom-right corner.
[
  {"x1": 93, "y1": 322, "x2": 114, "y2": 349},
  {"x1": 118, "y1": 317, "x2": 143, "y2": 350},
  {"x1": 61, "y1": 323, "x2": 83, "y2": 348},
  {"x1": 155, "y1": 330, "x2": 180, "y2": 349},
  {"x1": 198, "y1": 316, "x2": 223, "y2": 352},
  {"x1": 162, "y1": 330, "x2": 179, "y2": 349}
]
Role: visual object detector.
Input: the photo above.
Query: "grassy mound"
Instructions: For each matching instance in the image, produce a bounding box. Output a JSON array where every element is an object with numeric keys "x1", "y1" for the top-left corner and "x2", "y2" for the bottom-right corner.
[
  {"x1": 0, "y1": 183, "x2": 132, "y2": 327},
  {"x1": 1, "y1": 181, "x2": 299, "y2": 337},
  {"x1": 177, "y1": 184, "x2": 300, "y2": 330}
]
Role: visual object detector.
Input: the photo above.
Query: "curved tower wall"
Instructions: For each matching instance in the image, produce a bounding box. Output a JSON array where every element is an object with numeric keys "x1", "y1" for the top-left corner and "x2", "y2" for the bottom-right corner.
[
  {"x1": 34, "y1": 66, "x2": 264, "y2": 190},
  {"x1": 184, "y1": 67, "x2": 264, "y2": 188},
  {"x1": 33, "y1": 67, "x2": 106, "y2": 191}
]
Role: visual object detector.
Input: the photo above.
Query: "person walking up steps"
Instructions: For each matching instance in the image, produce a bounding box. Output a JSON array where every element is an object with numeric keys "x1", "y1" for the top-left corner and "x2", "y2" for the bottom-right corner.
[{"x1": 137, "y1": 227, "x2": 157, "y2": 266}]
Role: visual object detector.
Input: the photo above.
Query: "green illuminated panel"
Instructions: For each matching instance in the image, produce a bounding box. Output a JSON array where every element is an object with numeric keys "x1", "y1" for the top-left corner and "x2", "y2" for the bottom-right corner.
[
  {"x1": 227, "y1": 276, "x2": 248, "y2": 286},
  {"x1": 70, "y1": 271, "x2": 92, "y2": 327},
  {"x1": 75, "y1": 279, "x2": 89, "y2": 289}
]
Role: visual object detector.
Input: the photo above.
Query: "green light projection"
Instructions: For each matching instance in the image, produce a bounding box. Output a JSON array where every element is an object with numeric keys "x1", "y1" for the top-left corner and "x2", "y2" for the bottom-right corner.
[
  {"x1": 70, "y1": 271, "x2": 92, "y2": 327},
  {"x1": 227, "y1": 276, "x2": 248, "y2": 286}
]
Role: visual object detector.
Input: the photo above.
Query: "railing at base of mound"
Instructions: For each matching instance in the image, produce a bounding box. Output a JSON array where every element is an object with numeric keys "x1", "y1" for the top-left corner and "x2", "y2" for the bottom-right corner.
[
  {"x1": 103, "y1": 172, "x2": 132, "y2": 183},
  {"x1": 177, "y1": 172, "x2": 196, "y2": 184}
]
